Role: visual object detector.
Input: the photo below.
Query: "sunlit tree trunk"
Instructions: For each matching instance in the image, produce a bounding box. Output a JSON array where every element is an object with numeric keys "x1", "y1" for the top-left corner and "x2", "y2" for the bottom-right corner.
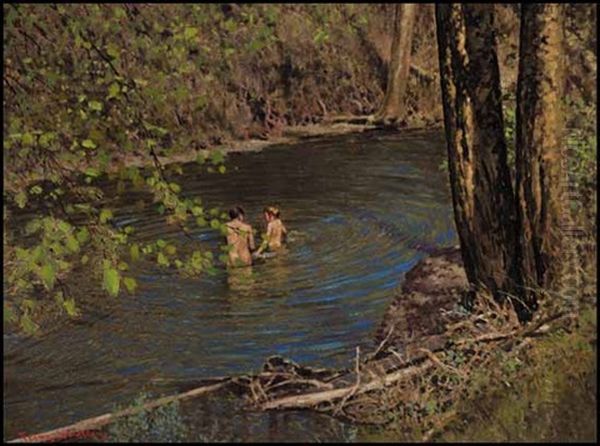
[
  {"x1": 435, "y1": 4, "x2": 517, "y2": 302},
  {"x1": 374, "y1": 3, "x2": 417, "y2": 125},
  {"x1": 515, "y1": 4, "x2": 566, "y2": 315}
]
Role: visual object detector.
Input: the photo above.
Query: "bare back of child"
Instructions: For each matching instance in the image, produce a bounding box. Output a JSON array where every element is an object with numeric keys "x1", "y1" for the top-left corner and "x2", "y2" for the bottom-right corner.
[{"x1": 225, "y1": 206, "x2": 255, "y2": 267}]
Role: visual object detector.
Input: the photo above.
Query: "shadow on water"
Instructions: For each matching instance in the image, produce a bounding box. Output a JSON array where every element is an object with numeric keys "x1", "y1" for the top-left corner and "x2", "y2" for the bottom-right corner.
[{"x1": 4, "y1": 129, "x2": 457, "y2": 440}]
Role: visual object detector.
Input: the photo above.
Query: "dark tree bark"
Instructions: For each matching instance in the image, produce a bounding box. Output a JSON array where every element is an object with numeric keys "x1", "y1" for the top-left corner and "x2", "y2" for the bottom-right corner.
[
  {"x1": 435, "y1": 4, "x2": 517, "y2": 303},
  {"x1": 514, "y1": 4, "x2": 566, "y2": 315},
  {"x1": 373, "y1": 3, "x2": 417, "y2": 125}
]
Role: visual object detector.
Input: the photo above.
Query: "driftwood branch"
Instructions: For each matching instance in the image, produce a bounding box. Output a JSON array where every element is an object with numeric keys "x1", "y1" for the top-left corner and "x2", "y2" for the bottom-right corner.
[
  {"x1": 261, "y1": 360, "x2": 434, "y2": 411},
  {"x1": 8, "y1": 380, "x2": 230, "y2": 443}
]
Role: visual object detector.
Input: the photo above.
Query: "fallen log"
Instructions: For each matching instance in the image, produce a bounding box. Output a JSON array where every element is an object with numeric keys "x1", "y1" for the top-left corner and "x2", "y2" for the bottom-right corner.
[{"x1": 8, "y1": 380, "x2": 230, "y2": 443}]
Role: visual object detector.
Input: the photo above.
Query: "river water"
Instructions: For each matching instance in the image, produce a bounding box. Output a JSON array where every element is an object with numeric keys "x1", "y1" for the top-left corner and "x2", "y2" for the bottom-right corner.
[{"x1": 4, "y1": 129, "x2": 457, "y2": 441}]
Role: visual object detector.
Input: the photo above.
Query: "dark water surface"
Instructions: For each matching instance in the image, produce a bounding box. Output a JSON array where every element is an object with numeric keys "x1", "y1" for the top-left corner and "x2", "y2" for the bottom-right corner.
[{"x1": 4, "y1": 130, "x2": 456, "y2": 440}]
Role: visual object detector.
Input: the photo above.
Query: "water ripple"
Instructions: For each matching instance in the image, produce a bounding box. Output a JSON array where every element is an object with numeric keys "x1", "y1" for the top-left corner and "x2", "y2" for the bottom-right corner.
[{"x1": 4, "y1": 130, "x2": 456, "y2": 437}]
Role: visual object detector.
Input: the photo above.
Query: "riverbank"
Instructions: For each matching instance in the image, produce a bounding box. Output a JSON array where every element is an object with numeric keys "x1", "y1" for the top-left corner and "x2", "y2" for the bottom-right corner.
[
  {"x1": 107, "y1": 118, "x2": 442, "y2": 173},
  {"x1": 357, "y1": 249, "x2": 597, "y2": 442},
  {"x1": 3, "y1": 118, "x2": 442, "y2": 197}
]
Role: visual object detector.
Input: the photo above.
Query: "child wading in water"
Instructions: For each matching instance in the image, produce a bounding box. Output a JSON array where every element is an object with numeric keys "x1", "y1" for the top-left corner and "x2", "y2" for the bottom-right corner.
[
  {"x1": 225, "y1": 206, "x2": 255, "y2": 267},
  {"x1": 255, "y1": 206, "x2": 287, "y2": 257}
]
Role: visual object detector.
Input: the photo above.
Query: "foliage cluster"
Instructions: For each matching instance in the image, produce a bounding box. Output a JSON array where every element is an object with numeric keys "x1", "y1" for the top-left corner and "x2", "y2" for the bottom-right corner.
[
  {"x1": 355, "y1": 305, "x2": 596, "y2": 442},
  {"x1": 107, "y1": 393, "x2": 187, "y2": 442},
  {"x1": 438, "y1": 307, "x2": 596, "y2": 442}
]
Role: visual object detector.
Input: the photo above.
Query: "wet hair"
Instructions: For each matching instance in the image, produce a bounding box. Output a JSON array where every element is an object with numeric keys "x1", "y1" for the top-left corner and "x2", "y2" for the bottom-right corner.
[
  {"x1": 264, "y1": 206, "x2": 280, "y2": 218},
  {"x1": 229, "y1": 205, "x2": 245, "y2": 220}
]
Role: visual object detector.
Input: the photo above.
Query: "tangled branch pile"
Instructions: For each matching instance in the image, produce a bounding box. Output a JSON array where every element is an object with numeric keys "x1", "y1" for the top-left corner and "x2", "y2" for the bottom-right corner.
[
  {"x1": 228, "y1": 246, "x2": 581, "y2": 440},
  {"x1": 233, "y1": 302, "x2": 576, "y2": 440}
]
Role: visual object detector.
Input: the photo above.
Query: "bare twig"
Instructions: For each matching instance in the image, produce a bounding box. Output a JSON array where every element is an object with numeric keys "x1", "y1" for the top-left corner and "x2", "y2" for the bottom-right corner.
[
  {"x1": 417, "y1": 348, "x2": 466, "y2": 379},
  {"x1": 334, "y1": 346, "x2": 361, "y2": 415}
]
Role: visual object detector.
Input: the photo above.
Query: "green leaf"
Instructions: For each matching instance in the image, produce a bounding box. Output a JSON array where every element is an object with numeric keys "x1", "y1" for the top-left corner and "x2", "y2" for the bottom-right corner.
[
  {"x1": 425, "y1": 400, "x2": 437, "y2": 415},
  {"x1": 123, "y1": 277, "x2": 137, "y2": 293},
  {"x1": 22, "y1": 299, "x2": 36, "y2": 311},
  {"x1": 195, "y1": 153, "x2": 206, "y2": 165},
  {"x1": 165, "y1": 244, "x2": 177, "y2": 255},
  {"x1": 218, "y1": 165, "x2": 226, "y2": 174},
  {"x1": 18, "y1": 147, "x2": 30, "y2": 158},
  {"x1": 22, "y1": 132, "x2": 35, "y2": 146},
  {"x1": 184, "y1": 26, "x2": 198, "y2": 40},
  {"x1": 156, "y1": 239, "x2": 167, "y2": 248},
  {"x1": 99, "y1": 208, "x2": 113, "y2": 224},
  {"x1": 130, "y1": 243, "x2": 140, "y2": 261},
  {"x1": 103, "y1": 265, "x2": 120, "y2": 296},
  {"x1": 54, "y1": 290, "x2": 64, "y2": 305},
  {"x1": 58, "y1": 220, "x2": 71, "y2": 233},
  {"x1": 196, "y1": 217, "x2": 207, "y2": 227},
  {"x1": 107, "y1": 82, "x2": 120, "y2": 99},
  {"x1": 25, "y1": 219, "x2": 42, "y2": 235},
  {"x1": 39, "y1": 262, "x2": 56, "y2": 290},
  {"x1": 157, "y1": 252, "x2": 169, "y2": 266},
  {"x1": 65, "y1": 235, "x2": 80, "y2": 253},
  {"x1": 169, "y1": 182, "x2": 181, "y2": 193},
  {"x1": 82, "y1": 139, "x2": 97, "y2": 149},
  {"x1": 85, "y1": 168, "x2": 100, "y2": 178},
  {"x1": 63, "y1": 298, "x2": 79, "y2": 317},
  {"x1": 4, "y1": 303, "x2": 16, "y2": 323},
  {"x1": 15, "y1": 191, "x2": 28, "y2": 208},
  {"x1": 88, "y1": 100, "x2": 103, "y2": 112},
  {"x1": 210, "y1": 150, "x2": 225, "y2": 165},
  {"x1": 39, "y1": 132, "x2": 56, "y2": 148},
  {"x1": 20, "y1": 313, "x2": 39, "y2": 335},
  {"x1": 106, "y1": 43, "x2": 120, "y2": 59},
  {"x1": 29, "y1": 185, "x2": 43, "y2": 195},
  {"x1": 118, "y1": 261, "x2": 128, "y2": 271},
  {"x1": 81, "y1": 254, "x2": 89, "y2": 265},
  {"x1": 76, "y1": 227, "x2": 90, "y2": 244},
  {"x1": 210, "y1": 219, "x2": 221, "y2": 229}
]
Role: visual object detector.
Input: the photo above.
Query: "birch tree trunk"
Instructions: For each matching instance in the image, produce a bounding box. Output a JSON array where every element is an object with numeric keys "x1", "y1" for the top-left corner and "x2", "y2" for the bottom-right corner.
[
  {"x1": 374, "y1": 3, "x2": 417, "y2": 125},
  {"x1": 435, "y1": 4, "x2": 517, "y2": 303},
  {"x1": 515, "y1": 4, "x2": 566, "y2": 315}
]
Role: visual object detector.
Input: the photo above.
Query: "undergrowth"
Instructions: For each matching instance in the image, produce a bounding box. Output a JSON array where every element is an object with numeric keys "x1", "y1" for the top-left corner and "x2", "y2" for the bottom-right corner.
[
  {"x1": 107, "y1": 393, "x2": 187, "y2": 442},
  {"x1": 438, "y1": 306, "x2": 596, "y2": 442}
]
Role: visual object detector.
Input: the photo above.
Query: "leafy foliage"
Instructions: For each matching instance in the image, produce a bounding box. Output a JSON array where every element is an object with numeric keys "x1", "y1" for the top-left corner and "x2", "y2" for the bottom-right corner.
[
  {"x1": 107, "y1": 393, "x2": 187, "y2": 442},
  {"x1": 3, "y1": 4, "x2": 233, "y2": 333}
]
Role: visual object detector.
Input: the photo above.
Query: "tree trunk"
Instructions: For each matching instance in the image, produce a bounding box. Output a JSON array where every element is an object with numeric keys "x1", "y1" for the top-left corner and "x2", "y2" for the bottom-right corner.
[
  {"x1": 374, "y1": 3, "x2": 417, "y2": 125},
  {"x1": 514, "y1": 4, "x2": 566, "y2": 316},
  {"x1": 435, "y1": 4, "x2": 517, "y2": 302}
]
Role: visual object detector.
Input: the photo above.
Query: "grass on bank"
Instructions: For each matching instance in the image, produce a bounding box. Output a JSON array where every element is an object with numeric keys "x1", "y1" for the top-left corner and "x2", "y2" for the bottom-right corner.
[{"x1": 356, "y1": 305, "x2": 597, "y2": 442}]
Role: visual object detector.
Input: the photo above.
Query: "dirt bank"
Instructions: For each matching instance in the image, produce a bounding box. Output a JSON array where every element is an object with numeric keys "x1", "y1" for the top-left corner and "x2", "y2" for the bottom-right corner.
[
  {"x1": 375, "y1": 245, "x2": 467, "y2": 351},
  {"x1": 108, "y1": 119, "x2": 442, "y2": 174}
]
